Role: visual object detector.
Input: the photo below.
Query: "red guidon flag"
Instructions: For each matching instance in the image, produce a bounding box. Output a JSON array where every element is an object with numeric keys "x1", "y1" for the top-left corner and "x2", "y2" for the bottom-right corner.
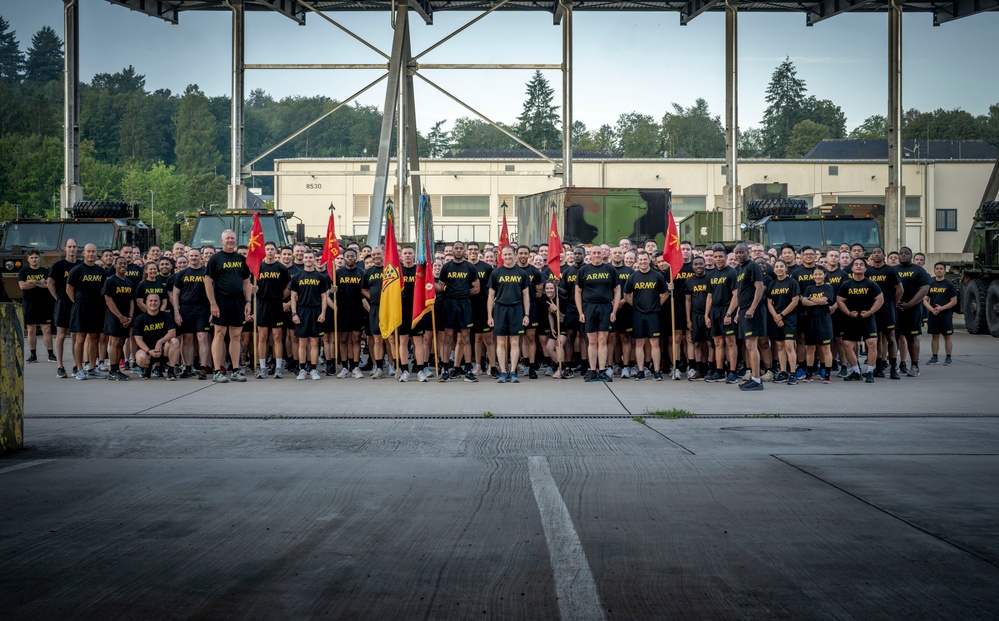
[
  {"x1": 320, "y1": 212, "x2": 342, "y2": 279},
  {"x1": 246, "y1": 213, "x2": 265, "y2": 279},
  {"x1": 499, "y1": 213, "x2": 510, "y2": 249},
  {"x1": 664, "y1": 210, "x2": 683, "y2": 281},
  {"x1": 547, "y1": 211, "x2": 561, "y2": 281}
]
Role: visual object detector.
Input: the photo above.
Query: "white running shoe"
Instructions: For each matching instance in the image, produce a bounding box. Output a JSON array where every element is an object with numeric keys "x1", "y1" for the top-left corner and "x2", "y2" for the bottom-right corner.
[
  {"x1": 671, "y1": 368, "x2": 683, "y2": 380},
  {"x1": 621, "y1": 367, "x2": 631, "y2": 379},
  {"x1": 352, "y1": 367, "x2": 364, "y2": 379},
  {"x1": 387, "y1": 363, "x2": 395, "y2": 376},
  {"x1": 310, "y1": 369, "x2": 322, "y2": 380},
  {"x1": 296, "y1": 369, "x2": 307, "y2": 380},
  {"x1": 98, "y1": 361, "x2": 110, "y2": 372},
  {"x1": 372, "y1": 367, "x2": 384, "y2": 379},
  {"x1": 337, "y1": 367, "x2": 349, "y2": 378},
  {"x1": 687, "y1": 367, "x2": 697, "y2": 379},
  {"x1": 399, "y1": 369, "x2": 410, "y2": 382},
  {"x1": 417, "y1": 369, "x2": 428, "y2": 382},
  {"x1": 274, "y1": 367, "x2": 284, "y2": 379},
  {"x1": 761, "y1": 370, "x2": 774, "y2": 383},
  {"x1": 472, "y1": 364, "x2": 482, "y2": 376}
]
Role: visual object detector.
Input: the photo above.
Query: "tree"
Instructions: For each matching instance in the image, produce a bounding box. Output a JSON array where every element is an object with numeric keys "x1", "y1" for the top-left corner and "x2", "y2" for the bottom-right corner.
[
  {"x1": 576, "y1": 124, "x2": 616, "y2": 154},
  {"x1": 570, "y1": 120, "x2": 587, "y2": 149},
  {"x1": 739, "y1": 127, "x2": 765, "y2": 157},
  {"x1": 516, "y1": 70, "x2": 560, "y2": 150},
  {"x1": 616, "y1": 112, "x2": 661, "y2": 158},
  {"x1": 661, "y1": 98, "x2": 725, "y2": 157},
  {"x1": 761, "y1": 57, "x2": 807, "y2": 158},
  {"x1": 849, "y1": 115, "x2": 887, "y2": 140},
  {"x1": 0, "y1": 16, "x2": 23, "y2": 83},
  {"x1": 91, "y1": 65, "x2": 145, "y2": 95},
  {"x1": 247, "y1": 88, "x2": 273, "y2": 109},
  {"x1": 450, "y1": 117, "x2": 513, "y2": 150},
  {"x1": 802, "y1": 96, "x2": 846, "y2": 138},
  {"x1": 905, "y1": 107, "x2": 983, "y2": 142},
  {"x1": 118, "y1": 95, "x2": 149, "y2": 165},
  {"x1": 25, "y1": 26, "x2": 62, "y2": 84},
  {"x1": 174, "y1": 84, "x2": 221, "y2": 176},
  {"x1": 785, "y1": 120, "x2": 834, "y2": 158},
  {"x1": 426, "y1": 120, "x2": 451, "y2": 157}
]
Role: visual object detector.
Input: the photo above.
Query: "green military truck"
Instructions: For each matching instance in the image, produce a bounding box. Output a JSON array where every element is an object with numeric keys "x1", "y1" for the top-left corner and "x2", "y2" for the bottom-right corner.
[
  {"x1": 739, "y1": 198, "x2": 883, "y2": 253},
  {"x1": 188, "y1": 206, "x2": 295, "y2": 249},
  {"x1": 0, "y1": 201, "x2": 157, "y2": 302},
  {"x1": 516, "y1": 187, "x2": 671, "y2": 248},
  {"x1": 952, "y1": 201, "x2": 999, "y2": 337}
]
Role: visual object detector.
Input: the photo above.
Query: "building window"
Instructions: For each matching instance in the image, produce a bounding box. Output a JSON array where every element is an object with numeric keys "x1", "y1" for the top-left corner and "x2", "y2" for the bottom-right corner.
[
  {"x1": 505, "y1": 164, "x2": 515, "y2": 172},
  {"x1": 935, "y1": 209, "x2": 957, "y2": 232},
  {"x1": 670, "y1": 196, "x2": 706, "y2": 219},
  {"x1": 828, "y1": 165, "x2": 839, "y2": 176},
  {"x1": 359, "y1": 164, "x2": 370, "y2": 172},
  {"x1": 905, "y1": 196, "x2": 921, "y2": 218},
  {"x1": 442, "y1": 195, "x2": 490, "y2": 218}
]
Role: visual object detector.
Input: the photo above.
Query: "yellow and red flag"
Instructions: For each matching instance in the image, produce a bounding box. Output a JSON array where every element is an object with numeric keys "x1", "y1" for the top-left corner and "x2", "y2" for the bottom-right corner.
[
  {"x1": 664, "y1": 210, "x2": 683, "y2": 281},
  {"x1": 499, "y1": 213, "x2": 510, "y2": 249},
  {"x1": 413, "y1": 193, "x2": 436, "y2": 327},
  {"x1": 320, "y1": 212, "x2": 342, "y2": 280},
  {"x1": 379, "y1": 201, "x2": 402, "y2": 339},
  {"x1": 246, "y1": 213, "x2": 265, "y2": 279},
  {"x1": 547, "y1": 211, "x2": 561, "y2": 281}
]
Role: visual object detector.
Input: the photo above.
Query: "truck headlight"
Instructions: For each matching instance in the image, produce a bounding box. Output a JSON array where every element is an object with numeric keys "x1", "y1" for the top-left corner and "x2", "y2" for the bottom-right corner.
[{"x1": 4, "y1": 260, "x2": 13, "y2": 270}]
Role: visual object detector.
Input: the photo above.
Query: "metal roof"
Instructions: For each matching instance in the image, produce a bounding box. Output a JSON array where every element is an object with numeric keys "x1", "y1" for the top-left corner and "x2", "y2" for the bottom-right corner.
[
  {"x1": 106, "y1": 0, "x2": 998, "y2": 27},
  {"x1": 804, "y1": 139, "x2": 999, "y2": 161}
]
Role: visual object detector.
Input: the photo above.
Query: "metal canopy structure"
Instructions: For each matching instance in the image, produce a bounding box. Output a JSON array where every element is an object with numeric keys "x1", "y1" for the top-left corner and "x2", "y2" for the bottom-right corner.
[{"x1": 58, "y1": 0, "x2": 998, "y2": 247}]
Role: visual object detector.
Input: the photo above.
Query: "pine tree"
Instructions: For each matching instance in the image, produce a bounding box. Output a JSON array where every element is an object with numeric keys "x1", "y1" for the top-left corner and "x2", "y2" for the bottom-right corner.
[
  {"x1": 661, "y1": 98, "x2": 725, "y2": 157},
  {"x1": 426, "y1": 120, "x2": 451, "y2": 157},
  {"x1": 516, "y1": 70, "x2": 560, "y2": 150},
  {"x1": 761, "y1": 57, "x2": 807, "y2": 158},
  {"x1": 174, "y1": 84, "x2": 221, "y2": 176},
  {"x1": 0, "y1": 17, "x2": 25, "y2": 83},
  {"x1": 25, "y1": 26, "x2": 62, "y2": 84}
]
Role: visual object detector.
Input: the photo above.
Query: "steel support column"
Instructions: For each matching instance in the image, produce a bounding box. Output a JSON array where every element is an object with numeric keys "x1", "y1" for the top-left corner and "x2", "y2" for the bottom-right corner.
[
  {"x1": 404, "y1": 29, "x2": 423, "y2": 242},
  {"x1": 367, "y1": 8, "x2": 409, "y2": 244},
  {"x1": 228, "y1": 0, "x2": 246, "y2": 210},
  {"x1": 61, "y1": 0, "x2": 82, "y2": 218},
  {"x1": 722, "y1": 0, "x2": 739, "y2": 240},
  {"x1": 561, "y1": 0, "x2": 573, "y2": 188},
  {"x1": 397, "y1": 32, "x2": 408, "y2": 240},
  {"x1": 886, "y1": 0, "x2": 904, "y2": 251}
]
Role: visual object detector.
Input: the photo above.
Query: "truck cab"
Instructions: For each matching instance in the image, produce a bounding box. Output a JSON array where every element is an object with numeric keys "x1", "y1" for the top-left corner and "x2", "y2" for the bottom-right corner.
[
  {"x1": 741, "y1": 199, "x2": 883, "y2": 253},
  {"x1": 189, "y1": 207, "x2": 294, "y2": 249}
]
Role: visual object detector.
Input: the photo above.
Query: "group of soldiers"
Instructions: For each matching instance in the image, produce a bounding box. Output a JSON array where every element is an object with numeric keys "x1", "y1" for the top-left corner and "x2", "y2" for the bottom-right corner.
[{"x1": 19, "y1": 230, "x2": 958, "y2": 391}]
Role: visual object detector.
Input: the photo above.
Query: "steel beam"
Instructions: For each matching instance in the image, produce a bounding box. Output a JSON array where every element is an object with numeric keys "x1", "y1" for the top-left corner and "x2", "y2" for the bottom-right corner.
[
  {"x1": 104, "y1": 0, "x2": 179, "y2": 24},
  {"x1": 805, "y1": 0, "x2": 877, "y2": 26},
  {"x1": 245, "y1": 63, "x2": 560, "y2": 70},
  {"x1": 404, "y1": 27, "x2": 423, "y2": 242},
  {"x1": 934, "y1": 0, "x2": 999, "y2": 24},
  {"x1": 412, "y1": 0, "x2": 511, "y2": 61},
  {"x1": 722, "y1": 0, "x2": 739, "y2": 240},
  {"x1": 254, "y1": 0, "x2": 306, "y2": 24},
  {"x1": 561, "y1": 0, "x2": 573, "y2": 188},
  {"x1": 368, "y1": 8, "x2": 409, "y2": 245},
  {"x1": 886, "y1": 0, "x2": 904, "y2": 251},
  {"x1": 409, "y1": 0, "x2": 434, "y2": 24},
  {"x1": 294, "y1": 0, "x2": 389, "y2": 59},
  {"x1": 680, "y1": 0, "x2": 721, "y2": 25},
  {"x1": 61, "y1": 0, "x2": 82, "y2": 218},
  {"x1": 229, "y1": 0, "x2": 246, "y2": 210}
]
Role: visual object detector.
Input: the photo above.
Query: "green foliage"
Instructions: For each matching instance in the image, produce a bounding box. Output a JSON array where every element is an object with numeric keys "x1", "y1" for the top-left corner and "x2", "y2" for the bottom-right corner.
[
  {"x1": 24, "y1": 25, "x2": 62, "y2": 84},
  {"x1": 451, "y1": 117, "x2": 513, "y2": 150},
  {"x1": 517, "y1": 70, "x2": 561, "y2": 150},
  {"x1": 576, "y1": 123, "x2": 616, "y2": 155},
  {"x1": 661, "y1": 98, "x2": 725, "y2": 158},
  {"x1": 632, "y1": 416, "x2": 646, "y2": 425},
  {"x1": 616, "y1": 112, "x2": 661, "y2": 158},
  {"x1": 483, "y1": 411, "x2": 494, "y2": 418},
  {"x1": 0, "y1": 133, "x2": 62, "y2": 216},
  {"x1": 785, "y1": 120, "x2": 835, "y2": 158},
  {"x1": 802, "y1": 96, "x2": 846, "y2": 139},
  {"x1": 0, "y1": 16, "x2": 24, "y2": 83},
  {"x1": 739, "y1": 127, "x2": 765, "y2": 157},
  {"x1": 849, "y1": 114, "x2": 888, "y2": 140},
  {"x1": 761, "y1": 57, "x2": 807, "y2": 158},
  {"x1": 426, "y1": 120, "x2": 451, "y2": 157},
  {"x1": 645, "y1": 408, "x2": 695, "y2": 419},
  {"x1": 0, "y1": 201, "x2": 16, "y2": 223},
  {"x1": 174, "y1": 84, "x2": 221, "y2": 177}
]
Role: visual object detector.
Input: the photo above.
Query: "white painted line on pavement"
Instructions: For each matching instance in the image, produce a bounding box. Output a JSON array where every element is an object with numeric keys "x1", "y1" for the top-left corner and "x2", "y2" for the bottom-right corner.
[
  {"x1": 528, "y1": 455, "x2": 606, "y2": 621},
  {"x1": 0, "y1": 460, "x2": 56, "y2": 475}
]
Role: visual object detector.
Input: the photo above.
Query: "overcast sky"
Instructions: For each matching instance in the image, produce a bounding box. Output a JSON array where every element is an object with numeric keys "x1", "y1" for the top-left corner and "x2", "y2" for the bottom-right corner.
[{"x1": 3, "y1": 0, "x2": 997, "y2": 137}]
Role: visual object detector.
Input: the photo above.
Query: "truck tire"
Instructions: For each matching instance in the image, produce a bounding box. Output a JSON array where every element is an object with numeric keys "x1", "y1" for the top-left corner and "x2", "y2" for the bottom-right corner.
[
  {"x1": 976, "y1": 201, "x2": 999, "y2": 222},
  {"x1": 72, "y1": 200, "x2": 134, "y2": 219},
  {"x1": 746, "y1": 199, "x2": 809, "y2": 221},
  {"x1": 962, "y1": 278, "x2": 988, "y2": 334},
  {"x1": 987, "y1": 281, "x2": 999, "y2": 338}
]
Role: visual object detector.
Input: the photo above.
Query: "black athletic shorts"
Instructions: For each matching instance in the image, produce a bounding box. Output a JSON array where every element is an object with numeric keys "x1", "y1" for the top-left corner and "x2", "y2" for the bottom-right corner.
[
  {"x1": 178, "y1": 304, "x2": 211, "y2": 335},
  {"x1": 632, "y1": 310, "x2": 661, "y2": 340},
  {"x1": 256, "y1": 299, "x2": 286, "y2": 329},
  {"x1": 336, "y1": 303, "x2": 365, "y2": 333},
  {"x1": 842, "y1": 316, "x2": 878, "y2": 342},
  {"x1": 806, "y1": 314, "x2": 834, "y2": 346},
  {"x1": 471, "y1": 300, "x2": 491, "y2": 334},
  {"x1": 294, "y1": 305, "x2": 323, "y2": 339},
  {"x1": 582, "y1": 301, "x2": 612, "y2": 334},
  {"x1": 612, "y1": 304, "x2": 633, "y2": 335},
  {"x1": 737, "y1": 308, "x2": 767, "y2": 339},
  {"x1": 689, "y1": 313, "x2": 710, "y2": 343},
  {"x1": 54, "y1": 298, "x2": 72, "y2": 330},
  {"x1": 709, "y1": 306, "x2": 735, "y2": 338},
  {"x1": 103, "y1": 312, "x2": 130, "y2": 339},
  {"x1": 367, "y1": 303, "x2": 381, "y2": 337},
  {"x1": 443, "y1": 298, "x2": 473, "y2": 331},
  {"x1": 767, "y1": 314, "x2": 797, "y2": 342},
  {"x1": 671, "y1": 299, "x2": 688, "y2": 331},
  {"x1": 70, "y1": 303, "x2": 103, "y2": 334},
  {"x1": 926, "y1": 311, "x2": 954, "y2": 335},
  {"x1": 412, "y1": 312, "x2": 433, "y2": 336},
  {"x1": 832, "y1": 310, "x2": 846, "y2": 338},
  {"x1": 212, "y1": 296, "x2": 246, "y2": 328},
  {"x1": 493, "y1": 304, "x2": 526, "y2": 337},
  {"x1": 527, "y1": 300, "x2": 539, "y2": 330},
  {"x1": 896, "y1": 306, "x2": 922, "y2": 337},
  {"x1": 874, "y1": 303, "x2": 896, "y2": 333},
  {"x1": 22, "y1": 299, "x2": 53, "y2": 326},
  {"x1": 396, "y1": 303, "x2": 413, "y2": 336}
]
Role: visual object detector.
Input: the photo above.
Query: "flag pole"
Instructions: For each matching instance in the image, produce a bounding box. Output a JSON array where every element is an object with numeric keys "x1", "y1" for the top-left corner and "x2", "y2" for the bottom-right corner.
[
  {"x1": 253, "y1": 289, "x2": 258, "y2": 373},
  {"x1": 333, "y1": 289, "x2": 339, "y2": 376},
  {"x1": 432, "y1": 309, "x2": 440, "y2": 377},
  {"x1": 555, "y1": 294, "x2": 562, "y2": 374},
  {"x1": 669, "y1": 270, "x2": 677, "y2": 377}
]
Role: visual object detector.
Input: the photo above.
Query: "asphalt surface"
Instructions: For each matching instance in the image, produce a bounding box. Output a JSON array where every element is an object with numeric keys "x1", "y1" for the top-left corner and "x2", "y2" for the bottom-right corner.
[{"x1": 3, "y1": 328, "x2": 999, "y2": 619}]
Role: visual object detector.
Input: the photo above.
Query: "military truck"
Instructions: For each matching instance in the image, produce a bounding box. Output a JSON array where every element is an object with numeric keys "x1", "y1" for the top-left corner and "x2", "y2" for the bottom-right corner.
[
  {"x1": 739, "y1": 198, "x2": 883, "y2": 253},
  {"x1": 0, "y1": 201, "x2": 157, "y2": 301},
  {"x1": 953, "y1": 201, "x2": 999, "y2": 337},
  {"x1": 188, "y1": 206, "x2": 295, "y2": 249},
  {"x1": 516, "y1": 188, "x2": 671, "y2": 248}
]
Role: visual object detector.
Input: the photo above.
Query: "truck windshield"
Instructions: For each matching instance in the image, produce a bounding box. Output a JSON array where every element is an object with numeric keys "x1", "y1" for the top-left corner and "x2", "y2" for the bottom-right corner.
[
  {"x1": 824, "y1": 219, "x2": 881, "y2": 249},
  {"x1": 2, "y1": 222, "x2": 61, "y2": 251},
  {"x1": 190, "y1": 215, "x2": 234, "y2": 248},
  {"x1": 236, "y1": 216, "x2": 283, "y2": 247},
  {"x1": 62, "y1": 223, "x2": 116, "y2": 250},
  {"x1": 764, "y1": 220, "x2": 825, "y2": 249}
]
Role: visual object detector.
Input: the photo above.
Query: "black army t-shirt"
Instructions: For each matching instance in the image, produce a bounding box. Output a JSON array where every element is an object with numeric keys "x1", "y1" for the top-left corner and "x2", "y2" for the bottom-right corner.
[
  {"x1": 625, "y1": 268, "x2": 667, "y2": 314},
  {"x1": 206, "y1": 250, "x2": 250, "y2": 297},
  {"x1": 439, "y1": 260, "x2": 479, "y2": 300},
  {"x1": 488, "y1": 266, "x2": 530, "y2": 306},
  {"x1": 576, "y1": 263, "x2": 617, "y2": 304},
  {"x1": 291, "y1": 270, "x2": 330, "y2": 308},
  {"x1": 132, "y1": 311, "x2": 176, "y2": 348}
]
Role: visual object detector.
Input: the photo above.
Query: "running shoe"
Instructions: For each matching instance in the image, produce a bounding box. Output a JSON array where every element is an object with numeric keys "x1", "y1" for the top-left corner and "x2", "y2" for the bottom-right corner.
[
  {"x1": 437, "y1": 371, "x2": 449, "y2": 383},
  {"x1": 141, "y1": 368, "x2": 152, "y2": 380},
  {"x1": 601, "y1": 369, "x2": 613, "y2": 383},
  {"x1": 180, "y1": 366, "x2": 193, "y2": 379},
  {"x1": 864, "y1": 372, "x2": 875, "y2": 383},
  {"x1": 704, "y1": 371, "x2": 724, "y2": 383},
  {"x1": 795, "y1": 367, "x2": 807, "y2": 379},
  {"x1": 944, "y1": 356, "x2": 953, "y2": 365},
  {"x1": 417, "y1": 369, "x2": 428, "y2": 382},
  {"x1": 803, "y1": 373, "x2": 814, "y2": 383},
  {"x1": 213, "y1": 371, "x2": 229, "y2": 383},
  {"x1": 337, "y1": 367, "x2": 350, "y2": 378},
  {"x1": 497, "y1": 373, "x2": 508, "y2": 384},
  {"x1": 509, "y1": 373, "x2": 520, "y2": 383},
  {"x1": 167, "y1": 367, "x2": 177, "y2": 381},
  {"x1": 74, "y1": 368, "x2": 87, "y2": 380},
  {"x1": 489, "y1": 367, "x2": 499, "y2": 379},
  {"x1": 98, "y1": 361, "x2": 110, "y2": 372},
  {"x1": 151, "y1": 368, "x2": 163, "y2": 379},
  {"x1": 88, "y1": 369, "x2": 107, "y2": 379},
  {"x1": 583, "y1": 369, "x2": 596, "y2": 383},
  {"x1": 310, "y1": 369, "x2": 322, "y2": 380},
  {"x1": 528, "y1": 366, "x2": 538, "y2": 380},
  {"x1": 472, "y1": 364, "x2": 482, "y2": 376},
  {"x1": 786, "y1": 374, "x2": 799, "y2": 385},
  {"x1": 906, "y1": 366, "x2": 920, "y2": 377},
  {"x1": 688, "y1": 370, "x2": 706, "y2": 381},
  {"x1": 761, "y1": 370, "x2": 774, "y2": 383},
  {"x1": 196, "y1": 369, "x2": 208, "y2": 380},
  {"x1": 621, "y1": 367, "x2": 631, "y2": 379},
  {"x1": 26, "y1": 353, "x2": 37, "y2": 363},
  {"x1": 725, "y1": 372, "x2": 739, "y2": 384},
  {"x1": 822, "y1": 374, "x2": 832, "y2": 384},
  {"x1": 111, "y1": 369, "x2": 130, "y2": 381},
  {"x1": 653, "y1": 371, "x2": 664, "y2": 381},
  {"x1": 371, "y1": 367, "x2": 384, "y2": 379},
  {"x1": 837, "y1": 367, "x2": 850, "y2": 379},
  {"x1": 274, "y1": 367, "x2": 284, "y2": 379},
  {"x1": 740, "y1": 379, "x2": 764, "y2": 391},
  {"x1": 47, "y1": 352, "x2": 57, "y2": 362},
  {"x1": 56, "y1": 367, "x2": 67, "y2": 379},
  {"x1": 634, "y1": 370, "x2": 647, "y2": 381},
  {"x1": 545, "y1": 366, "x2": 553, "y2": 377},
  {"x1": 399, "y1": 370, "x2": 410, "y2": 382},
  {"x1": 899, "y1": 362, "x2": 908, "y2": 374},
  {"x1": 889, "y1": 366, "x2": 901, "y2": 380},
  {"x1": 844, "y1": 371, "x2": 862, "y2": 382},
  {"x1": 255, "y1": 368, "x2": 267, "y2": 380},
  {"x1": 296, "y1": 369, "x2": 307, "y2": 381},
  {"x1": 927, "y1": 355, "x2": 939, "y2": 365},
  {"x1": 464, "y1": 372, "x2": 478, "y2": 383},
  {"x1": 231, "y1": 369, "x2": 247, "y2": 382}
]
